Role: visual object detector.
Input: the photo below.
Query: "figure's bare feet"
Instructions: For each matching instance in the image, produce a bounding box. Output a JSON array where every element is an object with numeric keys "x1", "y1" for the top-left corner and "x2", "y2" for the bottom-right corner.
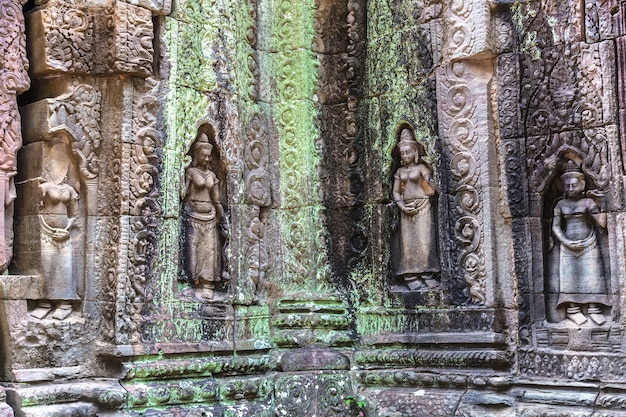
[
  {"x1": 51, "y1": 303, "x2": 73, "y2": 320},
  {"x1": 405, "y1": 277, "x2": 426, "y2": 291},
  {"x1": 31, "y1": 302, "x2": 52, "y2": 319},
  {"x1": 195, "y1": 287, "x2": 214, "y2": 301},
  {"x1": 422, "y1": 274, "x2": 439, "y2": 289},
  {"x1": 566, "y1": 304, "x2": 587, "y2": 325},
  {"x1": 589, "y1": 313, "x2": 606, "y2": 325},
  {"x1": 567, "y1": 311, "x2": 587, "y2": 325},
  {"x1": 588, "y1": 304, "x2": 606, "y2": 325}
]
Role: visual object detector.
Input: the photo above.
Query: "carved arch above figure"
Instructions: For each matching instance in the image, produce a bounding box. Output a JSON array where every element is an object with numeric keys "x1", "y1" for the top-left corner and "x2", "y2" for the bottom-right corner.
[{"x1": 529, "y1": 134, "x2": 611, "y2": 210}]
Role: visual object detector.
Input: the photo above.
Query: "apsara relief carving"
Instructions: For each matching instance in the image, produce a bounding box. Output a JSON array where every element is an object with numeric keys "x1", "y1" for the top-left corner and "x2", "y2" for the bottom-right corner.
[
  {"x1": 392, "y1": 127, "x2": 440, "y2": 290},
  {"x1": 182, "y1": 126, "x2": 229, "y2": 301}
]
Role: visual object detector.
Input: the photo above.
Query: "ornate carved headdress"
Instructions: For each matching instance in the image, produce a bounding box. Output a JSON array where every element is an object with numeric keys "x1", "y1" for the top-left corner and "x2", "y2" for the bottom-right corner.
[
  {"x1": 560, "y1": 160, "x2": 584, "y2": 181},
  {"x1": 398, "y1": 128, "x2": 418, "y2": 149},
  {"x1": 191, "y1": 131, "x2": 213, "y2": 154}
]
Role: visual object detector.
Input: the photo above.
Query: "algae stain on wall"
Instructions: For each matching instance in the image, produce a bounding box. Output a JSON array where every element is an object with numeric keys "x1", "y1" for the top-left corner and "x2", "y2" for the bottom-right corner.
[
  {"x1": 263, "y1": 0, "x2": 330, "y2": 294},
  {"x1": 351, "y1": 0, "x2": 440, "y2": 310}
]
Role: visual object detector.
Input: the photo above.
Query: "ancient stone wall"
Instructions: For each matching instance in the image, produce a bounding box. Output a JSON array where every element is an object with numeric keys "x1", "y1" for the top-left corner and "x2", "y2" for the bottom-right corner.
[{"x1": 0, "y1": 0, "x2": 625, "y2": 415}]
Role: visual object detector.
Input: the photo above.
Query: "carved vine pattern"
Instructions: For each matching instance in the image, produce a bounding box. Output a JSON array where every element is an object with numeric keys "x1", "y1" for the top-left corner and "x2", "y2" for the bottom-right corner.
[
  {"x1": 245, "y1": 0, "x2": 259, "y2": 100},
  {"x1": 115, "y1": 78, "x2": 163, "y2": 344},
  {"x1": 446, "y1": 0, "x2": 477, "y2": 58}
]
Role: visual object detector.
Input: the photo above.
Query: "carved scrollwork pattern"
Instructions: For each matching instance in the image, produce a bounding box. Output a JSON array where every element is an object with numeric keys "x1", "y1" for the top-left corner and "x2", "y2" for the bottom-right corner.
[
  {"x1": 315, "y1": 0, "x2": 367, "y2": 284},
  {"x1": 96, "y1": 216, "x2": 120, "y2": 341},
  {"x1": 124, "y1": 216, "x2": 157, "y2": 343},
  {"x1": 129, "y1": 78, "x2": 163, "y2": 216},
  {"x1": 444, "y1": 0, "x2": 493, "y2": 60},
  {"x1": 105, "y1": 2, "x2": 154, "y2": 77},
  {"x1": 0, "y1": 0, "x2": 30, "y2": 269},
  {"x1": 114, "y1": 78, "x2": 164, "y2": 343},
  {"x1": 0, "y1": 0, "x2": 30, "y2": 170},
  {"x1": 242, "y1": 113, "x2": 271, "y2": 300},
  {"x1": 31, "y1": 0, "x2": 154, "y2": 76},
  {"x1": 242, "y1": 0, "x2": 259, "y2": 101},
  {"x1": 437, "y1": 63, "x2": 486, "y2": 305}
]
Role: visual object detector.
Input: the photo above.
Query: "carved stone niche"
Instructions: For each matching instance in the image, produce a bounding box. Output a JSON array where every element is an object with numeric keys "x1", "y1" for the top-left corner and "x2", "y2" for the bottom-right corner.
[
  {"x1": 0, "y1": 82, "x2": 103, "y2": 381},
  {"x1": 0, "y1": 128, "x2": 92, "y2": 381},
  {"x1": 388, "y1": 124, "x2": 441, "y2": 303},
  {"x1": 533, "y1": 150, "x2": 619, "y2": 351},
  {"x1": 179, "y1": 123, "x2": 230, "y2": 303}
]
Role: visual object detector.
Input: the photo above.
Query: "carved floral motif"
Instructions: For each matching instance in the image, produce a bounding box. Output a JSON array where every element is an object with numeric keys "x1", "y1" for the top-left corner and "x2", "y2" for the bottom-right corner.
[
  {"x1": 28, "y1": 0, "x2": 154, "y2": 77},
  {"x1": 33, "y1": 0, "x2": 94, "y2": 74}
]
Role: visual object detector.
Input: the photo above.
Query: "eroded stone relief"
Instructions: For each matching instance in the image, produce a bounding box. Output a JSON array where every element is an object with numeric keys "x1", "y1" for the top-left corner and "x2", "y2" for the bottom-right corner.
[
  {"x1": 550, "y1": 159, "x2": 610, "y2": 326},
  {"x1": 1, "y1": 0, "x2": 626, "y2": 415},
  {"x1": 392, "y1": 126, "x2": 440, "y2": 290},
  {"x1": 0, "y1": 0, "x2": 30, "y2": 272},
  {"x1": 182, "y1": 126, "x2": 229, "y2": 301},
  {"x1": 32, "y1": 171, "x2": 80, "y2": 320},
  {"x1": 243, "y1": 113, "x2": 272, "y2": 301}
]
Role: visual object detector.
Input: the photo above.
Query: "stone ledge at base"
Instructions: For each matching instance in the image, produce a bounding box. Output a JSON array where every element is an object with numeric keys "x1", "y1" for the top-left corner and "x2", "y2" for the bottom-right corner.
[{"x1": 3, "y1": 380, "x2": 126, "y2": 416}]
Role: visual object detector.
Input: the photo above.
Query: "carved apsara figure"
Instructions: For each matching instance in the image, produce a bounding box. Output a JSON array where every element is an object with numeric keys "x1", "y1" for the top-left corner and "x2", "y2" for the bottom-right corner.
[
  {"x1": 183, "y1": 131, "x2": 227, "y2": 300},
  {"x1": 31, "y1": 177, "x2": 80, "y2": 320},
  {"x1": 552, "y1": 160, "x2": 610, "y2": 325},
  {"x1": 392, "y1": 128, "x2": 440, "y2": 290}
]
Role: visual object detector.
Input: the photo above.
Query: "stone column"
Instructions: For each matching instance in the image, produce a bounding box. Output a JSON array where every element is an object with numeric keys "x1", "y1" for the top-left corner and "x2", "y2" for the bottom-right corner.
[{"x1": 0, "y1": 0, "x2": 30, "y2": 271}]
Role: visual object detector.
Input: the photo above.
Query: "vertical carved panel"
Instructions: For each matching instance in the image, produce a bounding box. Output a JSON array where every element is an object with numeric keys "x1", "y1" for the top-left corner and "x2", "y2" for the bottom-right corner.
[
  {"x1": 316, "y1": 0, "x2": 367, "y2": 287},
  {"x1": 0, "y1": 0, "x2": 30, "y2": 270},
  {"x1": 437, "y1": 63, "x2": 487, "y2": 305},
  {"x1": 116, "y1": 78, "x2": 163, "y2": 344},
  {"x1": 241, "y1": 113, "x2": 272, "y2": 302},
  {"x1": 444, "y1": 0, "x2": 491, "y2": 60}
]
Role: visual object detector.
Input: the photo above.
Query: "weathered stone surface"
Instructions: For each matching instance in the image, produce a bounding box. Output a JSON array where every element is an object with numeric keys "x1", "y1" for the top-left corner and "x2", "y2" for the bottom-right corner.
[
  {"x1": 26, "y1": 0, "x2": 154, "y2": 77},
  {"x1": 1, "y1": 0, "x2": 626, "y2": 415}
]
